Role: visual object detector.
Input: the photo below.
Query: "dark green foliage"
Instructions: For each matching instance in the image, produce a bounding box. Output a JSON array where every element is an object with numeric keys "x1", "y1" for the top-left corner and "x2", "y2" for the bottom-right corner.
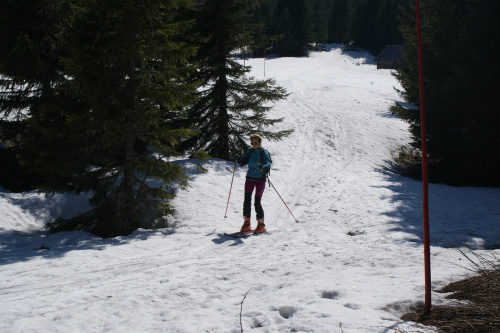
[
  {"x1": 0, "y1": 0, "x2": 69, "y2": 99},
  {"x1": 1, "y1": 0, "x2": 199, "y2": 237},
  {"x1": 254, "y1": 0, "x2": 406, "y2": 57},
  {"x1": 264, "y1": 0, "x2": 315, "y2": 56},
  {"x1": 287, "y1": 0, "x2": 315, "y2": 57},
  {"x1": 0, "y1": 146, "x2": 42, "y2": 192},
  {"x1": 374, "y1": 0, "x2": 407, "y2": 55},
  {"x1": 180, "y1": 0, "x2": 291, "y2": 160},
  {"x1": 0, "y1": 0, "x2": 67, "y2": 133},
  {"x1": 275, "y1": 7, "x2": 296, "y2": 56},
  {"x1": 56, "y1": 0, "x2": 199, "y2": 236},
  {"x1": 329, "y1": 0, "x2": 406, "y2": 54},
  {"x1": 312, "y1": 2, "x2": 329, "y2": 45},
  {"x1": 392, "y1": 0, "x2": 500, "y2": 187},
  {"x1": 328, "y1": 0, "x2": 348, "y2": 43},
  {"x1": 0, "y1": 0, "x2": 75, "y2": 187}
]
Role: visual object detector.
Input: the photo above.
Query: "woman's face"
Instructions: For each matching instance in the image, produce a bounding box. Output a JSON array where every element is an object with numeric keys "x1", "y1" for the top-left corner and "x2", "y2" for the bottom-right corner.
[{"x1": 250, "y1": 139, "x2": 261, "y2": 149}]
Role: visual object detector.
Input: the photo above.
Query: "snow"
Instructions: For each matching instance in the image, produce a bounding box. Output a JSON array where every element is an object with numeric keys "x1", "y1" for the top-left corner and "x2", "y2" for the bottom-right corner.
[{"x1": 1, "y1": 45, "x2": 499, "y2": 333}]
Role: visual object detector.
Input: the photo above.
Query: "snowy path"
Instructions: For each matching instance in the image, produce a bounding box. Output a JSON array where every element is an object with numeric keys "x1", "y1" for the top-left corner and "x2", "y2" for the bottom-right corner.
[{"x1": 1, "y1": 46, "x2": 499, "y2": 333}]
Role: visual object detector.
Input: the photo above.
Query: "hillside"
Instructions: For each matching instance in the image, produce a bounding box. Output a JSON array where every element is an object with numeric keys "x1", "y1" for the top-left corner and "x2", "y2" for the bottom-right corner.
[{"x1": 1, "y1": 45, "x2": 499, "y2": 333}]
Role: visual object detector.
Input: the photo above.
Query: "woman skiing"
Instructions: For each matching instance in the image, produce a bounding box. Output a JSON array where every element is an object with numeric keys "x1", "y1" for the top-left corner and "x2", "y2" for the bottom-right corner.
[{"x1": 235, "y1": 134, "x2": 272, "y2": 233}]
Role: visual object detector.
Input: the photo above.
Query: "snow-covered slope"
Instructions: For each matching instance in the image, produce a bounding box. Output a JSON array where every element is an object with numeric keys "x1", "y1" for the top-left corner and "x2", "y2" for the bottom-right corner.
[{"x1": 1, "y1": 45, "x2": 499, "y2": 333}]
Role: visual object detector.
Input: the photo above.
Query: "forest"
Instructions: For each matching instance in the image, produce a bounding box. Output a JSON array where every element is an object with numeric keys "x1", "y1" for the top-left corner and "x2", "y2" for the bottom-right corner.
[
  {"x1": 392, "y1": 0, "x2": 500, "y2": 187},
  {"x1": 253, "y1": 0, "x2": 405, "y2": 57}
]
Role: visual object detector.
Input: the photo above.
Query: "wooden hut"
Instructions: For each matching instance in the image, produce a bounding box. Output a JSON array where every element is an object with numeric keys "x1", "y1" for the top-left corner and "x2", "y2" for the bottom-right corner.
[{"x1": 374, "y1": 45, "x2": 404, "y2": 69}]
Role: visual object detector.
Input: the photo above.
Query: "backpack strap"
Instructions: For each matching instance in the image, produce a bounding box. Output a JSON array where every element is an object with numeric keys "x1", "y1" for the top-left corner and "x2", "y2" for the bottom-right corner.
[
  {"x1": 260, "y1": 148, "x2": 272, "y2": 165},
  {"x1": 260, "y1": 148, "x2": 272, "y2": 176}
]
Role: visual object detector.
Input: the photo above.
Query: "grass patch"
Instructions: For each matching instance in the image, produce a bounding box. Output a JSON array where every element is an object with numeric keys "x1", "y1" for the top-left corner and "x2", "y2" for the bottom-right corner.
[
  {"x1": 402, "y1": 250, "x2": 500, "y2": 332},
  {"x1": 392, "y1": 146, "x2": 423, "y2": 180},
  {"x1": 347, "y1": 230, "x2": 364, "y2": 236}
]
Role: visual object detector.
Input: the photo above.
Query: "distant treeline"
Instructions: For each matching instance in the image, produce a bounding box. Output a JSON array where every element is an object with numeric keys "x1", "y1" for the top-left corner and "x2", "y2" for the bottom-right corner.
[{"x1": 252, "y1": 0, "x2": 407, "y2": 57}]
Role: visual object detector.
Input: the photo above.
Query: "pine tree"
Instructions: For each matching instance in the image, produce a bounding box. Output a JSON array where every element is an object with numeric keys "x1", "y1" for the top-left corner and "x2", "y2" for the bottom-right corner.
[
  {"x1": 0, "y1": 0, "x2": 68, "y2": 107},
  {"x1": 373, "y1": 0, "x2": 405, "y2": 55},
  {"x1": 392, "y1": 0, "x2": 500, "y2": 186},
  {"x1": 344, "y1": 0, "x2": 364, "y2": 46},
  {"x1": 328, "y1": 0, "x2": 348, "y2": 43},
  {"x1": 275, "y1": 7, "x2": 295, "y2": 56},
  {"x1": 273, "y1": 0, "x2": 314, "y2": 56},
  {"x1": 66, "y1": 0, "x2": 199, "y2": 236},
  {"x1": 180, "y1": 0, "x2": 291, "y2": 160},
  {"x1": 290, "y1": 0, "x2": 314, "y2": 56},
  {"x1": 0, "y1": 0, "x2": 75, "y2": 186},
  {"x1": 2, "y1": 0, "x2": 200, "y2": 237},
  {"x1": 359, "y1": 0, "x2": 378, "y2": 51},
  {"x1": 312, "y1": 0, "x2": 330, "y2": 45}
]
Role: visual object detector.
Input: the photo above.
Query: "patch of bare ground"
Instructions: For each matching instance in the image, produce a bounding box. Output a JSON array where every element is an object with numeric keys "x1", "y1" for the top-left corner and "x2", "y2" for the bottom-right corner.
[{"x1": 402, "y1": 270, "x2": 500, "y2": 332}]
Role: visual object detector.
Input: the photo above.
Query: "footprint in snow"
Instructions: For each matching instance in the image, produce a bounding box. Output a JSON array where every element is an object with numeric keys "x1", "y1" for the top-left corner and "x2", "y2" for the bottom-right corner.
[{"x1": 278, "y1": 305, "x2": 298, "y2": 319}]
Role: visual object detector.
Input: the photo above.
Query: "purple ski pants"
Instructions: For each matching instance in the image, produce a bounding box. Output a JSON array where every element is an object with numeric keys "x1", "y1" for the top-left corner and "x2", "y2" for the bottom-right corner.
[{"x1": 243, "y1": 179, "x2": 266, "y2": 220}]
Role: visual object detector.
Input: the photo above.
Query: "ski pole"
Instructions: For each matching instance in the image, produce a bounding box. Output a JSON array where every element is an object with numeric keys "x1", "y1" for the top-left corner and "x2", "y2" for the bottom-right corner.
[
  {"x1": 266, "y1": 176, "x2": 299, "y2": 223},
  {"x1": 224, "y1": 161, "x2": 237, "y2": 218}
]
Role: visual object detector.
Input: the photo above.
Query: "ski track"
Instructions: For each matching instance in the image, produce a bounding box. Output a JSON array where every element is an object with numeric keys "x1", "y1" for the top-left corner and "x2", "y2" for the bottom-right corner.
[{"x1": 1, "y1": 46, "x2": 499, "y2": 333}]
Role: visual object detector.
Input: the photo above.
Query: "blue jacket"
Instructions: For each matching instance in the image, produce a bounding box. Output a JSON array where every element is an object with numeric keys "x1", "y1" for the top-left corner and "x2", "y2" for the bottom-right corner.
[{"x1": 238, "y1": 148, "x2": 272, "y2": 181}]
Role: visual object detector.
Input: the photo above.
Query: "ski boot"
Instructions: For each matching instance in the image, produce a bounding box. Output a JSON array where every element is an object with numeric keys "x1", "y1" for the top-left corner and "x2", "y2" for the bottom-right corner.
[
  {"x1": 254, "y1": 220, "x2": 266, "y2": 233},
  {"x1": 240, "y1": 217, "x2": 251, "y2": 232}
]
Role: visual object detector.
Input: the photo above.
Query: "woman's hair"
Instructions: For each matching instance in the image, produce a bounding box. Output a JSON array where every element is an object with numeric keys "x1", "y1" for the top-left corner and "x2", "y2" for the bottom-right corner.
[{"x1": 250, "y1": 134, "x2": 263, "y2": 142}]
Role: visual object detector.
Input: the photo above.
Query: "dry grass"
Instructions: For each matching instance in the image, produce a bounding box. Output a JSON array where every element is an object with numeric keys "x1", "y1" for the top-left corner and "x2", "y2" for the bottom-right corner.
[
  {"x1": 392, "y1": 146, "x2": 423, "y2": 180},
  {"x1": 402, "y1": 251, "x2": 500, "y2": 333}
]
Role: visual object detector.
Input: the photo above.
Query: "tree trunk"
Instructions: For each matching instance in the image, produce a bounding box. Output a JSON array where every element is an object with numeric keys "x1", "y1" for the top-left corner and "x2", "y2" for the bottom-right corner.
[{"x1": 121, "y1": 55, "x2": 138, "y2": 234}]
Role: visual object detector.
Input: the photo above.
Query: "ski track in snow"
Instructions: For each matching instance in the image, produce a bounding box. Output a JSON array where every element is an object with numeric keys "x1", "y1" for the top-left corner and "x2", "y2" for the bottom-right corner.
[{"x1": 1, "y1": 45, "x2": 499, "y2": 333}]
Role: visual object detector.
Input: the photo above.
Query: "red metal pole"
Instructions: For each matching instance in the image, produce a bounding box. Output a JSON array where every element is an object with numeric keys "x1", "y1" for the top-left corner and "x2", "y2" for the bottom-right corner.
[{"x1": 415, "y1": 0, "x2": 432, "y2": 312}]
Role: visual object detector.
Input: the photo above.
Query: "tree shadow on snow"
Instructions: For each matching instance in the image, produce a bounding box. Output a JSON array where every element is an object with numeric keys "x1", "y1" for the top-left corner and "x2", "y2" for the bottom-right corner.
[
  {"x1": 0, "y1": 158, "x2": 232, "y2": 266},
  {"x1": 0, "y1": 226, "x2": 177, "y2": 266},
  {"x1": 172, "y1": 158, "x2": 236, "y2": 183},
  {"x1": 374, "y1": 161, "x2": 500, "y2": 250}
]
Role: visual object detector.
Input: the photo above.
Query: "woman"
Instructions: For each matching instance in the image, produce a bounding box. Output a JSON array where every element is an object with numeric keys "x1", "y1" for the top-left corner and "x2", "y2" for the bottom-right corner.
[{"x1": 235, "y1": 134, "x2": 272, "y2": 233}]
